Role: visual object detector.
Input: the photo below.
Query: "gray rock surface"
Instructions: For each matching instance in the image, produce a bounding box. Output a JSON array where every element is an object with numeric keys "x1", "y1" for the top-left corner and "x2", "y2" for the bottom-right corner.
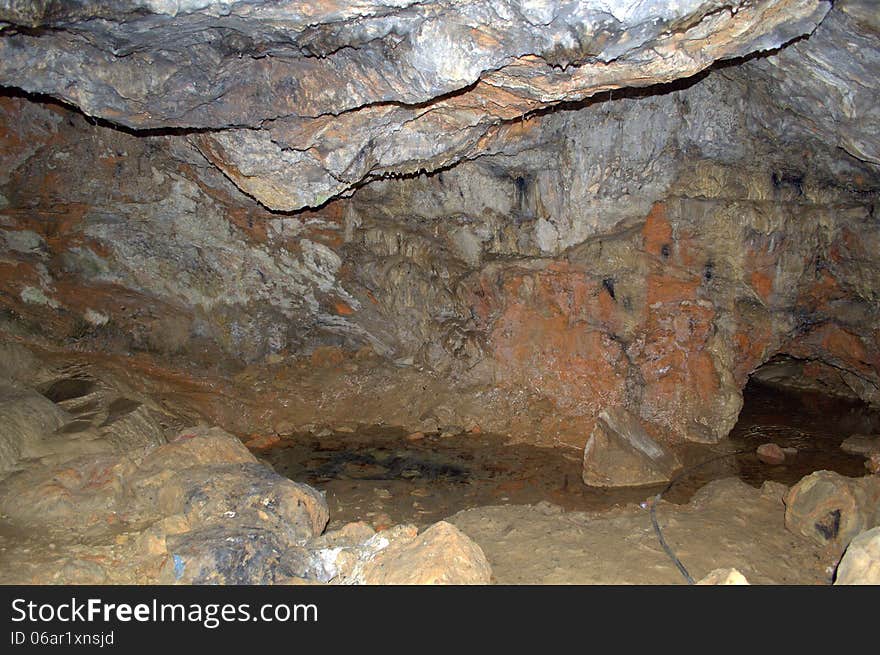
[
  {"x1": 835, "y1": 526, "x2": 880, "y2": 585},
  {"x1": 0, "y1": 0, "x2": 837, "y2": 210}
]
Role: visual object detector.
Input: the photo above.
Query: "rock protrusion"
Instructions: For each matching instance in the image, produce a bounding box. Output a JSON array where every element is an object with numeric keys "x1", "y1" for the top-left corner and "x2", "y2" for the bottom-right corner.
[
  {"x1": 784, "y1": 471, "x2": 880, "y2": 553},
  {"x1": 834, "y1": 526, "x2": 880, "y2": 585},
  {"x1": 360, "y1": 521, "x2": 492, "y2": 585},
  {"x1": 582, "y1": 408, "x2": 681, "y2": 487}
]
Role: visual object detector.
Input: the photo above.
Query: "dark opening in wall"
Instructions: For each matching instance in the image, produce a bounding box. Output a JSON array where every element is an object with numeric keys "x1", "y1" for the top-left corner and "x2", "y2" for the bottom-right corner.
[{"x1": 725, "y1": 356, "x2": 880, "y2": 487}]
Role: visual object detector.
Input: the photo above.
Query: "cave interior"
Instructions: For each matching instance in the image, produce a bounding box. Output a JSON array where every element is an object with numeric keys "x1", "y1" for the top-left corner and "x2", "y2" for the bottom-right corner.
[{"x1": 0, "y1": 0, "x2": 879, "y2": 585}]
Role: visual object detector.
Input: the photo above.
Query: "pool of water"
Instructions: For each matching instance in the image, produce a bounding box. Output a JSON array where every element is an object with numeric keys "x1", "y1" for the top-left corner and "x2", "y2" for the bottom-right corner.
[{"x1": 256, "y1": 381, "x2": 879, "y2": 530}]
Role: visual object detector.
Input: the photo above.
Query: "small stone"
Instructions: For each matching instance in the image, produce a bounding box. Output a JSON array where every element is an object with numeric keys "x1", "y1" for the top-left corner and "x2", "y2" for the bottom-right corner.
[
  {"x1": 405, "y1": 431, "x2": 426, "y2": 441},
  {"x1": 244, "y1": 434, "x2": 282, "y2": 451},
  {"x1": 756, "y1": 443, "x2": 786, "y2": 465},
  {"x1": 372, "y1": 513, "x2": 393, "y2": 531},
  {"x1": 866, "y1": 453, "x2": 880, "y2": 474}
]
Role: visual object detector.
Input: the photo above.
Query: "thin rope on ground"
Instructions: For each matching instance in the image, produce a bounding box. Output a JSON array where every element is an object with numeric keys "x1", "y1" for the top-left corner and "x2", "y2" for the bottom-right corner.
[{"x1": 649, "y1": 448, "x2": 751, "y2": 585}]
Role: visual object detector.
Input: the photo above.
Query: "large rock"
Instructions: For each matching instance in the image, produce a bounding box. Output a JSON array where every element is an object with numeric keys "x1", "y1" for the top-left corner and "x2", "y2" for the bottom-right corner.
[
  {"x1": 835, "y1": 527, "x2": 880, "y2": 585},
  {"x1": 784, "y1": 471, "x2": 880, "y2": 552},
  {"x1": 841, "y1": 435, "x2": 880, "y2": 457},
  {"x1": 0, "y1": 382, "x2": 70, "y2": 475},
  {"x1": 582, "y1": 408, "x2": 682, "y2": 487},
  {"x1": 0, "y1": 423, "x2": 331, "y2": 584},
  {"x1": 131, "y1": 427, "x2": 330, "y2": 541},
  {"x1": 360, "y1": 521, "x2": 492, "y2": 585}
]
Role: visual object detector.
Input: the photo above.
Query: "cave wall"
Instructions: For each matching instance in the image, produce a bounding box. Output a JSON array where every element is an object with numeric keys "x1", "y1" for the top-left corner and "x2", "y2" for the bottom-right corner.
[{"x1": 1, "y1": 1, "x2": 879, "y2": 447}]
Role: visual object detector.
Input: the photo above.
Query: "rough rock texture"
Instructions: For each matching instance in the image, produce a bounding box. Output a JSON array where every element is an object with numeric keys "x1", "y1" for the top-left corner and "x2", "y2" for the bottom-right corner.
[
  {"x1": 303, "y1": 520, "x2": 492, "y2": 584},
  {"x1": 783, "y1": 471, "x2": 880, "y2": 553},
  {"x1": 0, "y1": 382, "x2": 70, "y2": 474},
  {"x1": 0, "y1": 1, "x2": 879, "y2": 453},
  {"x1": 582, "y1": 407, "x2": 681, "y2": 487},
  {"x1": 834, "y1": 526, "x2": 880, "y2": 585},
  {"x1": 0, "y1": 413, "x2": 331, "y2": 584},
  {"x1": 0, "y1": 0, "x2": 831, "y2": 211},
  {"x1": 359, "y1": 520, "x2": 492, "y2": 584}
]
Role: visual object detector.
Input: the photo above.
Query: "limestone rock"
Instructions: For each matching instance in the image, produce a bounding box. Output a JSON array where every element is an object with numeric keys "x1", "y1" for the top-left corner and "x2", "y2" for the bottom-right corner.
[
  {"x1": 834, "y1": 527, "x2": 880, "y2": 585},
  {"x1": 696, "y1": 568, "x2": 750, "y2": 585},
  {"x1": 0, "y1": 421, "x2": 330, "y2": 584},
  {"x1": 582, "y1": 408, "x2": 681, "y2": 487},
  {"x1": 0, "y1": 382, "x2": 70, "y2": 475},
  {"x1": 841, "y1": 435, "x2": 880, "y2": 457},
  {"x1": 361, "y1": 521, "x2": 492, "y2": 585},
  {"x1": 0, "y1": 1, "x2": 831, "y2": 211},
  {"x1": 131, "y1": 429, "x2": 330, "y2": 541},
  {"x1": 784, "y1": 471, "x2": 880, "y2": 552}
]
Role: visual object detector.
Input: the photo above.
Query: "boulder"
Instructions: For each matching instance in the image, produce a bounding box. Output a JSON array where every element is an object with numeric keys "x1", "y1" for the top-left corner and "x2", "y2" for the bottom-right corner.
[
  {"x1": 160, "y1": 526, "x2": 316, "y2": 585},
  {"x1": 131, "y1": 428, "x2": 329, "y2": 541},
  {"x1": 784, "y1": 471, "x2": 880, "y2": 552},
  {"x1": 840, "y1": 434, "x2": 880, "y2": 457},
  {"x1": 0, "y1": 381, "x2": 70, "y2": 475},
  {"x1": 835, "y1": 527, "x2": 880, "y2": 585},
  {"x1": 582, "y1": 408, "x2": 681, "y2": 487},
  {"x1": 361, "y1": 521, "x2": 492, "y2": 585},
  {"x1": 0, "y1": 423, "x2": 331, "y2": 584}
]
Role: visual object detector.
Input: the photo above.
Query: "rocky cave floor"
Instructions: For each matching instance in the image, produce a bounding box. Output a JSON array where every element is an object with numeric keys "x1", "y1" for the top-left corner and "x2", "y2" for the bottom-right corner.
[{"x1": 1, "y1": 341, "x2": 878, "y2": 585}]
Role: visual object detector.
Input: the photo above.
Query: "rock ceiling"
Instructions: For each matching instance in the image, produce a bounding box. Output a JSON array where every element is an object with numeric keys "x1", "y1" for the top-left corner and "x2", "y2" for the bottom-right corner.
[{"x1": 3, "y1": 0, "x2": 876, "y2": 211}]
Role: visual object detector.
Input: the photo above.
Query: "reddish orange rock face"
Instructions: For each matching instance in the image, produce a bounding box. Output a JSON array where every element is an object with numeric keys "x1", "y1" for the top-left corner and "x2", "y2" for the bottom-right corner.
[
  {"x1": 483, "y1": 264, "x2": 630, "y2": 444},
  {"x1": 642, "y1": 202, "x2": 673, "y2": 258}
]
